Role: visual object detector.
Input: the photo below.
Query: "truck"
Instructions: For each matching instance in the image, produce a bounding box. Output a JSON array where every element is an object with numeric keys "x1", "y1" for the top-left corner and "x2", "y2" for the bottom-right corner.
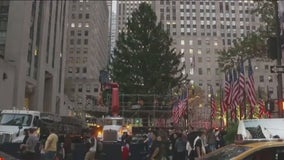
[
  {"x1": 237, "y1": 118, "x2": 284, "y2": 140},
  {"x1": 0, "y1": 109, "x2": 86, "y2": 144},
  {"x1": 98, "y1": 83, "x2": 132, "y2": 142},
  {"x1": 99, "y1": 116, "x2": 132, "y2": 142},
  {"x1": 0, "y1": 109, "x2": 40, "y2": 143}
]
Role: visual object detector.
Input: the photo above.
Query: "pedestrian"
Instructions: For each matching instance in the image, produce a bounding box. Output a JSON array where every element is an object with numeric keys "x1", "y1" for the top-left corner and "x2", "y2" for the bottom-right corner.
[
  {"x1": 186, "y1": 136, "x2": 192, "y2": 160},
  {"x1": 20, "y1": 128, "x2": 39, "y2": 160},
  {"x1": 19, "y1": 128, "x2": 29, "y2": 155},
  {"x1": 57, "y1": 142, "x2": 65, "y2": 160},
  {"x1": 148, "y1": 131, "x2": 161, "y2": 160},
  {"x1": 64, "y1": 134, "x2": 73, "y2": 160},
  {"x1": 192, "y1": 131, "x2": 203, "y2": 159},
  {"x1": 174, "y1": 133, "x2": 186, "y2": 160},
  {"x1": 157, "y1": 134, "x2": 168, "y2": 160},
  {"x1": 169, "y1": 132, "x2": 177, "y2": 160},
  {"x1": 121, "y1": 141, "x2": 130, "y2": 160},
  {"x1": 144, "y1": 128, "x2": 153, "y2": 153},
  {"x1": 84, "y1": 134, "x2": 97, "y2": 160},
  {"x1": 207, "y1": 128, "x2": 216, "y2": 153},
  {"x1": 43, "y1": 128, "x2": 59, "y2": 160},
  {"x1": 121, "y1": 131, "x2": 129, "y2": 143},
  {"x1": 200, "y1": 131, "x2": 207, "y2": 155}
]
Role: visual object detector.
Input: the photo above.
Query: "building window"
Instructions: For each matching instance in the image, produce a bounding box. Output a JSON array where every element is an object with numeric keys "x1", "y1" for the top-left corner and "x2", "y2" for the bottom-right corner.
[
  {"x1": 71, "y1": 14, "x2": 75, "y2": 19},
  {"x1": 78, "y1": 13, "x2": 82, "y2": 19},
  {"x1": 70, "y1": 39, "x2": 74, "y2": 45},
  {"x1": 181, "y1": 40, "x2": 185, "y2": 45},
  {"x1": 94, "y1": 87, "x2": 98, "y2": 93},
  {"x1": 215, "y1": 68, "x2": 219, "y2": 75},
  {"x1": 69, "y1": 57, "x2": 74, "y2": 63},
  {"x1": 86, "y1": 84, "x2": 91, "y2": 92},
  {"x1": 84, "y1": 39, "x2": 88, "y2": 45},
  {"x1": 78, "y1": 85, "x2": 82, "y2": 92},
  {"x1": 259, "y1": 75, "x2": 264, "y2": 82},
  {"x1": 70, "y1": 30, "x2": 75, "y2": 36},
  {"x1": 77, "y1": 31, "x2": 82, "y2": 36},
  {"x1": 268, "y1": 76, "x2": 273, "y2": 82},
  {"x1": 198, "y1": 68, "x2": 203, "y2": 75},
  {"x1": 197, "y1": 49, "x2": 202, "y2": 54},
  {"x1": 76, "y1": 67, "x2": 80, "y2": 73},
  {"x1": 68, "y1": 67, "x2": 72, "y2": 73},
  {"x1": 207, "y1": 68, "x2": 211, "y2": 74},
  {"x1": 83, "y1": 57, "x2": 87, "y2": 63},
  {"x1": 84, "y1": 30, "x2": 88, "y2": 36},
  {"x1": 76, "y1": 57, "x2": 81, "y2": 64},
  {"x1": 77, "y1": 39, "x2": 81, "y2": 45},
  {"x1": 83, "y1": 67, "x2": 87, "y2": 73},
  {"x1": 198, "y1": 40, "x2": 201, "y2": 45},
  {"x1": 85, "y1": 13, "x2": 89, "y2": 19},
  {"x1": 198, "y1": 57, "x2": 202, "y2": 63}
]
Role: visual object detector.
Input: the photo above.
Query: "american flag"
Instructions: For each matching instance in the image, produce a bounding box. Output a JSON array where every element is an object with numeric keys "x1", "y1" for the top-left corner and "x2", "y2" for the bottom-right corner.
[
  {"x1": 231, "y1": 68, "x2": 239, "y2": 107},
  {"x1": 258, "y1": 98, "x2": 265, "y2": 118},
  {"x1": 210, "y1": 86, "x2": 217, "y2": 119},
  {"x1": 224, "y1": 71, "x2": 231, "y2": 106},
  {"x1": 178, "y1": 88, "x2": 188, "y2": 118},
  {"x1": 172, "y1": 100, "x2": 179, "y2": 124},
  {"x1": 246, "y1": 58, "x2": 257, "y2": 111},
  {"x1": 172, "y1": 101, "x2": 179, "y2": 124},
  {"x1": 231, "y1": 68, "x2": 239, "y2": 119},
  {"x1": 220, "y1": 88, "x2": 227, "y2": 116},
  {"x1": 238, "y1": 60, "x2": 245, "y2": 116}
]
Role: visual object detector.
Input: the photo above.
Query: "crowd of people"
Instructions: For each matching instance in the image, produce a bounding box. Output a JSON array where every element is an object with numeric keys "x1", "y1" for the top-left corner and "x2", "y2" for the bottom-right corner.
[
  {"x1": 19, "y1": 127, "x2": 79, "y2": 160},
  {"x1": 18, "y1": 126, "x2": 225, "y2": 160},
  {"x1": 131, "y1": 127, "x2": 226, "y2": 160},
  {"x1": 19, "y1": 128, "x2": 61, "y2": 160}
]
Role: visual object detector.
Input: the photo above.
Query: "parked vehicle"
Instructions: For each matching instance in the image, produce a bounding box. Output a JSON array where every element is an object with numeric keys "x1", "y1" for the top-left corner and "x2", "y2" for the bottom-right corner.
[
  {"x1": 203, "y1": 139, "x2": 284, "y2": 160},
  {"x1": 203, "y1": 118, "x2": 284, "y2": 160},
  {"x1": 0, "y1": 109, "x2": 86, "y2": 144}
]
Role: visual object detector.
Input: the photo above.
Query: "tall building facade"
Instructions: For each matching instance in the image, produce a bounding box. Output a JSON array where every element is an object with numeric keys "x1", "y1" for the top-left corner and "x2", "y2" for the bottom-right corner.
[
  {"x1": 65, "y1": 0, "x2": 109, "y2": 113},
  {"x1": 0, "y1": 0, "x2": 69, "y2": 114},
  {"x1": 152, "y1": 1, "x2": 277, "y2": 97}
]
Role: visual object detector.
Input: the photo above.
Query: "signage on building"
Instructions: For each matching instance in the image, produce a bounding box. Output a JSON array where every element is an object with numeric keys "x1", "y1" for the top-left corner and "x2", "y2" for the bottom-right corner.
[{"x1": 270, "y1": 65, "x2": 284, "y2": 73}]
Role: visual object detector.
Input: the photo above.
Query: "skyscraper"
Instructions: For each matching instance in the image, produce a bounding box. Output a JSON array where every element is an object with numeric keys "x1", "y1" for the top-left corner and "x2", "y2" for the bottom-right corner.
[
  {"x1": 0, "y1": 0, "x2": 69, "y2": 114},
  {"x1": 65, "y1": 0, "x2": 109, "y2": 113}
]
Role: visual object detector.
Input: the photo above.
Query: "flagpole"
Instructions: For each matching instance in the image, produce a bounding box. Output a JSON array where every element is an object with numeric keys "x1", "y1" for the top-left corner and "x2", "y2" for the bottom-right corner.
[
  {"x1": 274, "y1": 0, "x2": 284, "y2": 118},
  {"x1": 243, "y1": 81, "x2": 247, "y2": 119},
  {"x1": 220, "y1": 83, "x2": 223, "y2": 128},
  {"x1": 238, "y1": 59, "x2": 243, "y2": 120},
  {"x1": 243, "y1": 58, "x2": 247, "y2": 120}
]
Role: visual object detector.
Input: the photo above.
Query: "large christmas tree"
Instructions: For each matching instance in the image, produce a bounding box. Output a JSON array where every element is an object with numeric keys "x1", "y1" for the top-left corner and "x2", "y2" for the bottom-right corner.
[{"x1": 110, "y1": 3, "x2": 187, "y2": 95}]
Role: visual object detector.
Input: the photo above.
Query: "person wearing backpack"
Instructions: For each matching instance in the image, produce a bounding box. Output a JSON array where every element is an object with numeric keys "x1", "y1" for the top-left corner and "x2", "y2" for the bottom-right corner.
[
  {"x1": 174, "y1": 133, "x2": 186, "y2": 160},
  {"x1": 192, "y1": 131, "x2": 203, "y2": 159},
  {"x1": 84, "y1": 135, "x2": 97, "y2": 160}
]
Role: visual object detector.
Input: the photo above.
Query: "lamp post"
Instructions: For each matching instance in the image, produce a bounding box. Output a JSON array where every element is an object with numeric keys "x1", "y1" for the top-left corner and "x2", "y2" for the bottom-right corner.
[
  {"x1": 273, "y1": 0, "x2": 284, "y2": 118},
  {"x1": 207, "y1": 84, "x2": 213, "y2": 128}
]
